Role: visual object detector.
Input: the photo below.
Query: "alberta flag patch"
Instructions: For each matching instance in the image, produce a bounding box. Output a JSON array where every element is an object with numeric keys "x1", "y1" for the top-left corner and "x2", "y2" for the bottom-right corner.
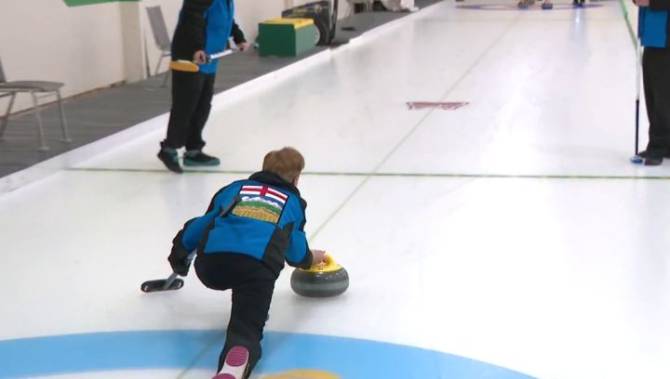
[{"x1": 233, "y1": 185, "x2": 288, "y2": 224}]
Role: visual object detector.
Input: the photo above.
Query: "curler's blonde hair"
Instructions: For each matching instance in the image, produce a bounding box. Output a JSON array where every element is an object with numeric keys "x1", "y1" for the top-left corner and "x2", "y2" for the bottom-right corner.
[{"x1": 262, "y1": 147, "x2": 305, "y2": 184}]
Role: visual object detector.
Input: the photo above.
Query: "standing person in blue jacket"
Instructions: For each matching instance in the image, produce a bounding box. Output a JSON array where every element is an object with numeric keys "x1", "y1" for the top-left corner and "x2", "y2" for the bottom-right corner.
[
  {"x1": 167, "y1": 147, "x2": 326, "y2": 379},
  {"x1": 158, "y1": 0, "x2": 250, "y2": 173},
  {"x1": 635, "y1": 0, "x2": 670, "y2": 165}
]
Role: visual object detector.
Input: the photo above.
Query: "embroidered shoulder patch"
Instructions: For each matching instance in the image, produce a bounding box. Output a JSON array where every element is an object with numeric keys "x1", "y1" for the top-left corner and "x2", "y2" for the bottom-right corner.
[{"x1": 232, "y1": 185, "x2": 288, "y2": 224}]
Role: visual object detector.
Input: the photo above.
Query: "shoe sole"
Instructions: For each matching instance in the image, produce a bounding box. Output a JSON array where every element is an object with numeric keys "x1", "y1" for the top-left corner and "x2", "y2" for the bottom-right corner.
[
  {"x1": 213, "y1": 346, "x2": 249, "y2": 379},
  {"x1": 631, "y1": 155, "x2": 664, "y2": 166},
  {"x1": 183, "y1": 159, "x2": 220, "y2": 167},
  {"x1": 631, "y1": 152, "x2": 669, "y2": 165}
]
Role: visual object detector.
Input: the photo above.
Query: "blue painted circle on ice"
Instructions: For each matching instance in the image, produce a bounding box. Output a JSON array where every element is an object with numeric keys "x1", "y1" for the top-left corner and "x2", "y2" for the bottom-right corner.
[{"x1": 0, "y1": 330, "x2": 535, "y2": 378}]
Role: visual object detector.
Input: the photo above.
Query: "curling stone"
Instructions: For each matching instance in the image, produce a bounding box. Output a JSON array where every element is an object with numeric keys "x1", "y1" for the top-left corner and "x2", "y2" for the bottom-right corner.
[{"x1": 290, "y1": 254, "x2": 349, "y2": 297}]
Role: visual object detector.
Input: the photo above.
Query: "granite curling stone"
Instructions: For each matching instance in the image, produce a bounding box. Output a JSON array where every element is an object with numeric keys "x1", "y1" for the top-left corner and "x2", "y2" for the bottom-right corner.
[{"x1": 290, "y1": 254, "x2": 349, "y2": 297}]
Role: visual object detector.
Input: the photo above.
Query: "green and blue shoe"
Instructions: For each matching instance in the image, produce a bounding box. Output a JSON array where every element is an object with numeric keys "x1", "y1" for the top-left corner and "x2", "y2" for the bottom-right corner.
[
  {"x1": 157, "y1": 148, "x2": 183, "y2": 173},
  {"x1": 183, "y1": 150, "x2": 220, "y2": 167}
]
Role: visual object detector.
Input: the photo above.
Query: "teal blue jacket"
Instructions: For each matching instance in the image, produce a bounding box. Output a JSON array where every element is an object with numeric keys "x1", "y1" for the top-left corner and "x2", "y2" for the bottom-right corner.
[
  {"x1": 639, "y1": 0, "x2": 670, "y2": 47},
  {"x1": 171, "y1": 0, "x2": 246, "y2": 74},
  {"x1": 177, "y1": 171, "x2": 312, "y2": 275}
]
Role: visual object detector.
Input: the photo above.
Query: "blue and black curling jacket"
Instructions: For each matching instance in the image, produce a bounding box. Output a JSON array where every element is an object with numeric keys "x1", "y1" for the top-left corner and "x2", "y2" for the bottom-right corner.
[
  {"x1": 171, "y1": 0, "x2": 246, "y2": 74},
  {"x1": 177, "y1": 171, "x2": 312, "y2": 275},
  {"x1": 639, "y1": 0, "x2": 670, "y2": 48}
]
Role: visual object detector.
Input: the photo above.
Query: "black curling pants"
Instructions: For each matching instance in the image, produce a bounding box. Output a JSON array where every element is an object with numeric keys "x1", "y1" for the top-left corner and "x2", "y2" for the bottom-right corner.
[
  {"x1": 161, "y1": 71, "x2": 215, "y2": 151},
  {"x1": 194, "y1": 253, "x2": 277, "y2": 377},
  {"x1": 642, "y1": 47, "x2": 670, "y2": 154}
]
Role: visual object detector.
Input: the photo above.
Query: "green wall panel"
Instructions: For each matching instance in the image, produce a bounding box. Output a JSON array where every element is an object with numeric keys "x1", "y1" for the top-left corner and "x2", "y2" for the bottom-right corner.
[{"x1": 64, "y1": 0, "x2": 138, "y2": 7}]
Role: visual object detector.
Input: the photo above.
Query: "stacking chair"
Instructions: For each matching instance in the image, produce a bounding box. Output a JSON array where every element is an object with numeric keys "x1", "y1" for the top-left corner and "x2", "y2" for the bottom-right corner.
[
  {"x1": 0, "y1": 58, "x2": 71, "y2": 151},
  {"x1": 146, "y1": 6, "x2": 172, "y2": 87}
]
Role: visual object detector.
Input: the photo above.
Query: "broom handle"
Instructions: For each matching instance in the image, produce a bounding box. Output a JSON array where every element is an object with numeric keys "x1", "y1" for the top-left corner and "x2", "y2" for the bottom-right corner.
[
  {"x1": 162, "y1": 252, "x2": 197, "y2": 290},
  {"x1": 208, "y1": 49, "x2": 234, "y2": 62},
  {"x1": 635, "y1": 38, "x2": 641, "y2": 155}
]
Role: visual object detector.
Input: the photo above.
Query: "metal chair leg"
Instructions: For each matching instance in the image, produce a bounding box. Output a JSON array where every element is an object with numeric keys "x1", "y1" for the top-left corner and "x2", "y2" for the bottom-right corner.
[
  {"x1": 161, "y1": 69, "x2": 170, "y2": 87},
  {"x1": 154, "y1": 54, "x2": 164, "y2": 76},
  {"x1": 155, "y1": 54, "x2": 170, "y2": 87},
  {"x1": 55, "y1": 90, "x2": 72, "y2": 143},
  {"x1": 30, "y1": 91, "x2": 49, "y2": 151},
  {"x1": 0, "y1": 92, "x2": 16, "y2": 139}
]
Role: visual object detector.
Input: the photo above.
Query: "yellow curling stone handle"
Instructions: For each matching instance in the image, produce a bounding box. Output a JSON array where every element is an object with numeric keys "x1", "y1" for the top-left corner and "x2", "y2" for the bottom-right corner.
[{"x1": 301, "y1": 253, "x2": 342, "y2": 273}]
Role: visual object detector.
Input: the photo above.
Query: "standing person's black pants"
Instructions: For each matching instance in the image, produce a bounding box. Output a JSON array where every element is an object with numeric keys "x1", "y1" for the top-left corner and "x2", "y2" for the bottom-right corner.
[
  {"x1": 642, "y1": 47, "x2": 670, "y2": 155},
  {"x1": 194, "y1": 253, "x2": 277, "y2": 377},
  {"x1": 161, "y1": 71, "x2": 216, "y2": 151}
]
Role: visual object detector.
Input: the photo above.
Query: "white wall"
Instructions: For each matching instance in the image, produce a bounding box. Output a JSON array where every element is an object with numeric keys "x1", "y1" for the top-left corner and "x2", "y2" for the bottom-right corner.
[
  {"x1": 0, "y1": 0, "x2": 353, "y2": 114},
  {"x1": 121, "y1": 2, "x2": 148, "y2": 82},
  {"x1": 0, "y1": 0, "x2": 126, "y2": 113}
]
